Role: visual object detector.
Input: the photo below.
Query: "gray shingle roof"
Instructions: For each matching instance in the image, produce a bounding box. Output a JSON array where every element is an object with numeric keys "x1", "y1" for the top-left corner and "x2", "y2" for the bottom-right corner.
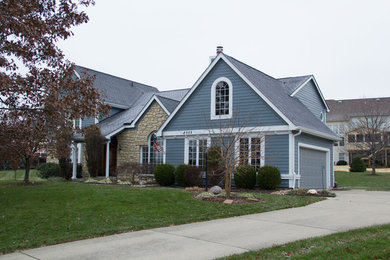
[
  {"x1": 97, "y1": 89, "x2": 190, "y2": 137},
  {"x1": 224, "y1": 54, "x2": 337, "y2": 138},
  {"x1": 156, "y1": 89, "x2": 189, "y2": 113},
  {"x1": 74, "y1": 65, "x2": 158, "y2": 108},
  {"x1": 326, "y1": 97, "x2": 390, "y2": 122},
  {"x1": 278, "y1": 75, "x2": 312, "y2": 95}
]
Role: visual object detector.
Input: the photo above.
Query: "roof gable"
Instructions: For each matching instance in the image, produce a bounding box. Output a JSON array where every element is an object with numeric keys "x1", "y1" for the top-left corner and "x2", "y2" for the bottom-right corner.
[
  {"x1": 289, "y1": 76, "x2": 330, "y2": 112},
  {"x1": 158, "y1": 53, "x2": 337, "y2": 140}
]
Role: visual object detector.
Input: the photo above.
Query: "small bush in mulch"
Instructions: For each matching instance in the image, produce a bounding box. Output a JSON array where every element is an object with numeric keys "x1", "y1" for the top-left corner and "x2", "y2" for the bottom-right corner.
[
  {"x1": 234, "y1": 164, "x2": 256, "y2": 189},
  {"x1": 154, "y1": 164, "x2": 175, "y2": 186},
  {"x1": 184, "y1": 166, "x2": 202, "y2": 187},
  {"x1": 257, "y1": 166, "x2": 281, "y2": 190},
  {"x1": 174, "y1": 164, "x2": 191, "y2": 187}
]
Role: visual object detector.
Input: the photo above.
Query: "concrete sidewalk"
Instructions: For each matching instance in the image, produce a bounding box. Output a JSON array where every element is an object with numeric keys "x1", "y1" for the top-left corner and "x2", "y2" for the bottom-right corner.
[{"x1": 2, "y1": 190, "x2": 390, "y2": 260}]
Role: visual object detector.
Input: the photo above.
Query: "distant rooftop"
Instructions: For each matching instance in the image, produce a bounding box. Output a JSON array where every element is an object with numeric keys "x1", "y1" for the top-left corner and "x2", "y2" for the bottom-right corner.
[{"x1": 326, "y1": 97, "x2": 390, "y2": 122}]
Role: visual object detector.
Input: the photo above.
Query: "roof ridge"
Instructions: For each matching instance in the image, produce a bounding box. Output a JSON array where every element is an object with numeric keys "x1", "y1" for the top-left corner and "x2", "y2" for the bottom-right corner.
[
  {"x1": 159, "y1": 88, "x2": 190, "y2": 93},
  {"x1": 75, "y1": 65, "x2": 158, "y2": 91},
  {"x1": 278, "y1": 75, "x2": 312, "y2": 80},
  {"x1": 223, "y1": 54, "x2": 279, "y2": 83}
]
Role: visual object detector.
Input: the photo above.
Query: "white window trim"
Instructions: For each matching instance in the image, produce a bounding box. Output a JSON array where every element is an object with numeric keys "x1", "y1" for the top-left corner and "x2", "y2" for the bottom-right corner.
[
  {"x1": 140, "y1": 133, "x2": 163, "y2": 165},
  {"x1": 234, "y1": 135, "x2": 265, "y2": 167},
  {"x1": 184, "y1": 137, "x2": 211, "y2": 166},
  {"x1": 73, "y1": 118, "x2": 82, "y2": 129},
  {"x1": 210, "y1": 77, "x2": 233, "y2": 120},
  {"x1": 139, "y1": 146, "x2": 147, "y2": 164}
]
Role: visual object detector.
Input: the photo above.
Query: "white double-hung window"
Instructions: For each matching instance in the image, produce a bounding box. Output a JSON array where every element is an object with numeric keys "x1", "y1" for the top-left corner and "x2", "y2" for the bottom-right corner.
[
  {"x1": 185, "y1": 138, "x2": 210, "y2": 167},
  {"x1": 211, "y1": 77, "x2": 233, "y2": 120},
  {"x1": 237, "y1": 136, "x2": 265, "y2": 170}
]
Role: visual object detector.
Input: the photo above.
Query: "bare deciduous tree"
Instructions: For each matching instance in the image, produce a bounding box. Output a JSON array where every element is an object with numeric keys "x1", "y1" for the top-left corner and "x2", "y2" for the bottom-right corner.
[
  {"x1": 348, "y1": 99, "x2": 390, "y2": 175},
  {"x1": 205, "y1": 114, "x2": 264, "y2": 199}
]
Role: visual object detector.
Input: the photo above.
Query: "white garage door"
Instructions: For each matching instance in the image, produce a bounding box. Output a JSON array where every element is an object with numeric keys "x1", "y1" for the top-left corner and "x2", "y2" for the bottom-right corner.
[{"x1": 299, "y1": 147, "x2": 328, "y2": 189}]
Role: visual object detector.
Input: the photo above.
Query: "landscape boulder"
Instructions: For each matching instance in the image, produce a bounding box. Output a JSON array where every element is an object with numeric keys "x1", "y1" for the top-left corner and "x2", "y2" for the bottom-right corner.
[{"x1": 210, "y1": 185, "x2": 222, "y2": 194}]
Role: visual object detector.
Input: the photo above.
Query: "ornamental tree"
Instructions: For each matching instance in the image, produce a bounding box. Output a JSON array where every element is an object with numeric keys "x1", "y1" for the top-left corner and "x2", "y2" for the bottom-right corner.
[{"x1": 0, "y1": 0, "x2": 109, "y2": 183}]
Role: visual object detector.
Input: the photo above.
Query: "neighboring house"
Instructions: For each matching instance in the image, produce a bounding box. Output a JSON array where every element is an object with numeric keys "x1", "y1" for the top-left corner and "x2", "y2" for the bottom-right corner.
[
  {"x1": 326, "y1": 97, "x2": 390, "y2": 166},
  {"x1": 71, "y1": 65, "x2": 188, "y2": 179},
  {"x1": 158, "y1": 48, "x2": 338, "y2": 189}
]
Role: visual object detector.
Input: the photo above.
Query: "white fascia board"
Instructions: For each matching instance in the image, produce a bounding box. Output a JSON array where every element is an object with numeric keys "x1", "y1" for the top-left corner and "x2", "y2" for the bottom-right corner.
[
  {"x1": 299, "y1": 127, "x2": 341, "y2": 141},
  {"x1": 290, "y1": 76, "x2": 330, "y2": 112},
  {"x1": 162, "y1": 125, "x2": 292, "y2": 137},
  {"x1": 130, "y1": 95, "x2": 170, "y2": 128},
  {"x1": 156, "y1": 53, "x2": 225, "y2": 136},
  {"x1": 220, "y1": 55, "x2": 294, "y2": 127},
  {"x1": 74, "y1": 69, "x2": 81, "y2": 79},
  {"x1": 105, "y1": 102, "x2": 129, "y2": 110}
]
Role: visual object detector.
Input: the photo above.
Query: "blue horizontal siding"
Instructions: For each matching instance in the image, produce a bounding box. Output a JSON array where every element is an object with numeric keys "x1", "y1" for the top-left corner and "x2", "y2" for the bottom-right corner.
[
  {"x1": 82, "y1": 116, "x2": 95, "y2": 128},
  {"x1": 264, "y1": 134, "x2": 289, "y2": 176},
  {"x1": 164, "y1": 59, "x2": 287, "y2": 132},
  {"x1": 295, "y1": 80, "x2": 326, "y2": 121},
  {"x1": 165, "y1": 138, "x2": 185, "y2": 167},
  {"x1": 295, "y1": 133, "x2": 334, "y2": 185}
]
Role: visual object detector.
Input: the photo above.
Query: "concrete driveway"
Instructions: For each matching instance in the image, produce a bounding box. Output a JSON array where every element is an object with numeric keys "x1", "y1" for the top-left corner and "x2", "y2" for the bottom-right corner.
[{"x1": 2, "y1": 190, "x2": 390, "y2": 260}]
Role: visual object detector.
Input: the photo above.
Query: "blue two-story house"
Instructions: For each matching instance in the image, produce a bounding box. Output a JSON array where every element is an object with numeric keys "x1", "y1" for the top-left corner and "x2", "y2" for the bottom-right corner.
[{"x1": 158, "y1": 48, "x2": 339, "y2": 189}]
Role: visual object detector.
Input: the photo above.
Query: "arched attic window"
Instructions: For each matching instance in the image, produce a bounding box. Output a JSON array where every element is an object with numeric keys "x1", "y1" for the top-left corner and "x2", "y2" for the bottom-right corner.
[{"x1": 210, "y1": 77, "x2": 233, "y2": 120}]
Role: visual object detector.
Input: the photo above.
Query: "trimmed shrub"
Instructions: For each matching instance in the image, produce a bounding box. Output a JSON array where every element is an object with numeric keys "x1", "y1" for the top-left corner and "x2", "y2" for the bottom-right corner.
[
  {"x1": 234, "y1": 164, "x2": 256, "y2": 189},
  {"x1": 207, "y1": 167, "x2": 225, "y2": 186},
  {"x1": 184, "y1": 166, "x2": 202, "y2": 187},
  {"x1": 336, "y1": 160, "x2": 348, "y2": 166},
  {"x1": 36, "y1": 163, "x2": 60, "y2": 179},
  {"x1": 257, "y1": 165, "x2": 281, "y2": 190},
  {"x1": 174, "y1": 164, "x2": 191, "y2": 187},
  {"x1": 350, "y1": 157, "x2": 367, "y2": 172},
  {"x1": 153, "y1": 164, "x2": 175, "y2": 186}
]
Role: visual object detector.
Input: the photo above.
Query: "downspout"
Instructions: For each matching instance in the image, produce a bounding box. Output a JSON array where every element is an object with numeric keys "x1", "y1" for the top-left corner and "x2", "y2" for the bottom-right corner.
[{"x1": 292, "y1": 130, "x2": 302, "y2": 189}]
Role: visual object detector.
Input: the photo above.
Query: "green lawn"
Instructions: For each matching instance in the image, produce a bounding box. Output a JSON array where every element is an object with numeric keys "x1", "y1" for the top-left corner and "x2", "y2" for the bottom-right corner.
[
  {"x1": 219, "y1": 224, "x2": 390, "y2": 259},
  {"x1": 0, "y1": 181, "x2": 321, "y2": 254},
  {"x1": 335, "y1": 171, "x2": 390, "y2": 191},
  {"x1": 0, "y1": 169, "x2": 42, "y2": 181}
]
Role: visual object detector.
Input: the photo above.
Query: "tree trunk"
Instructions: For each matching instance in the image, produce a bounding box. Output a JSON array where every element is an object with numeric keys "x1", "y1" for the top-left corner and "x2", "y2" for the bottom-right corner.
[
  {"x1": 371, "y1": 157, "x2": 376, "y2": 175},
  {"x1": 24, "y1": 156, "x2": 30, "y2": 183}
]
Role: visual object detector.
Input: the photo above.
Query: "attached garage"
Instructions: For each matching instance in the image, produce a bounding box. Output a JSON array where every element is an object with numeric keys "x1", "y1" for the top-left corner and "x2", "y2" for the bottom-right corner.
[{"x1": 299, "y1": 144, "x2": 330, "y2": 189}]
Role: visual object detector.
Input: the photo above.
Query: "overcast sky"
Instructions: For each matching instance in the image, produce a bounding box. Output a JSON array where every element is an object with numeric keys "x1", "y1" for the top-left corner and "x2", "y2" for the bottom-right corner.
[{"x1": 58, "y1": 0, "x2": 390, "y2": 100}]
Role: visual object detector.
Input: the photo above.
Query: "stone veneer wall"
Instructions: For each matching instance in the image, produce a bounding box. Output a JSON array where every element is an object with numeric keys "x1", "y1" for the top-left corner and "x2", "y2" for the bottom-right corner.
[{"x1": 116, "y1": 101, "x2": 168, "y2": 179}]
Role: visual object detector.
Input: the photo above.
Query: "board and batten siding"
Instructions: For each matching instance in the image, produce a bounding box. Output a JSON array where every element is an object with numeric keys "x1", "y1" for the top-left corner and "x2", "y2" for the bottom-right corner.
[
  {"x1": 294, "y1": 80, "x2": 326, "y2": 121},
  {"x1": 165, "y1": 138, "x2": 185, "y2": 167},
  {"x1": 264, "y1": 134, "x2": 290, "y2": 188},
  {"x1": 164, "y1": 59, "x2": 287, "y2": 132},
  {"x1": 295, "y1": 133, "x2": 334, "y2": 186}
]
